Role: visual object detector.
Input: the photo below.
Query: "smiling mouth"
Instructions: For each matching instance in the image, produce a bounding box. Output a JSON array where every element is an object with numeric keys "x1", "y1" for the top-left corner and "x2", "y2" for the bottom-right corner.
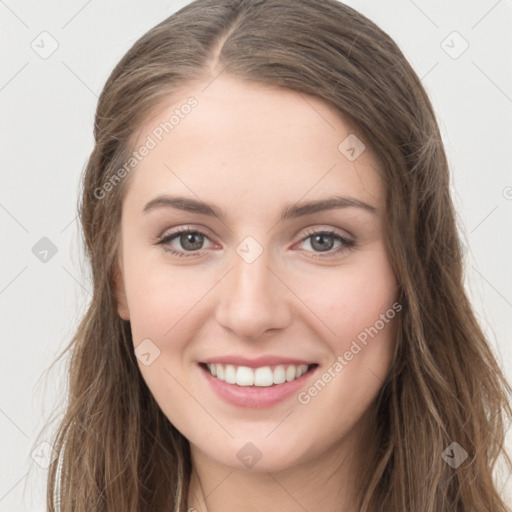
[{"x1": 199, "y1": 362, "x2": 318, "y2": 387}]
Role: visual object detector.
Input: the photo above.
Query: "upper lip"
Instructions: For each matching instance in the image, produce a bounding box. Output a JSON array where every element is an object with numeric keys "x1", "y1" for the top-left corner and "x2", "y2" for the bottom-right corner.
[{"x1": 201, "y1": 356, "x2": 315, "y2": 368}]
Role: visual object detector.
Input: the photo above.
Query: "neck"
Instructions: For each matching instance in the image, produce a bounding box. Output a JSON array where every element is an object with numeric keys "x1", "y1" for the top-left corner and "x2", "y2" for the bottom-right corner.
[{"x1": 187, "y1": 406, "x2": 379, "y2": 512}]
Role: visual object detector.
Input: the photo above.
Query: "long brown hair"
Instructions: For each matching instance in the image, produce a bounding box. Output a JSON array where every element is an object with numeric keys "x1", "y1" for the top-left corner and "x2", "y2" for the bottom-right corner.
[{"x1": 38, "y1": 0, "x2": 511, "y2": 510}]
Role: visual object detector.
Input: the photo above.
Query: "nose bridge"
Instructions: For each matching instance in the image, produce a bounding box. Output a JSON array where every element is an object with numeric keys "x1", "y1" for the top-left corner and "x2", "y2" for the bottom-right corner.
[
  {"x1": 214, "y1": 244, "x2": 291, "y2": 339},
  {"x1": 232, "y1": 248, "x2": 274, "y2": 300}
]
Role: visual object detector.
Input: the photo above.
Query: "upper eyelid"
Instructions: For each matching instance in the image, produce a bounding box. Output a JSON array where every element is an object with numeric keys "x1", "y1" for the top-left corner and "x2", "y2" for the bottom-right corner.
[
  {"x1": 158, "y1": 224, "x2": 351, "y2": 240},
  {"x1": 157, "y1": 225, "x2": 353, "y2": 249},
  {"x1": 300, "y1": 225, "x2": 353, "y2": 239},
  {"x1": 157, "y1": 225, "x2": 217, "y2": 243}
]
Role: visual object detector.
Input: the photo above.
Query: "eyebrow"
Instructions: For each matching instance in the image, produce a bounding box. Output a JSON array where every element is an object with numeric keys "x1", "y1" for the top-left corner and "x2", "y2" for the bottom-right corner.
[{"x1": 142, "y1": 194, "x2": 377, "y2": 220}]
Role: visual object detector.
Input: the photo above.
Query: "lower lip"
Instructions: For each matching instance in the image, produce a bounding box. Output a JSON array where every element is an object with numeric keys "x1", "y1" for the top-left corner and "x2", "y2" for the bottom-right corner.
[{"x1": 199, "y1": 364, "x2": 318, "y2": 408}]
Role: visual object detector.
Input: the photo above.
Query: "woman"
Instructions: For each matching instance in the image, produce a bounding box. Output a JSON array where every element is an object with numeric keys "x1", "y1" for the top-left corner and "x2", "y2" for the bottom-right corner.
[{"x1": 43, "y1": 0, "x2": 512, "y2": 510}]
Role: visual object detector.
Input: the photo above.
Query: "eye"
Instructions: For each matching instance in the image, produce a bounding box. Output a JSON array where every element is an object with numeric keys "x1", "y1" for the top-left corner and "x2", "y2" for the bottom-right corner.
[
  {"x1": 295, "y1": 228, "x2": 355, "y2": 258},
  {"x1": 156, "y1": 226, "x2": 355, "y2": 259},
  {"x1": 156, "y1": 227, "x2": 215, "y2": 257}
]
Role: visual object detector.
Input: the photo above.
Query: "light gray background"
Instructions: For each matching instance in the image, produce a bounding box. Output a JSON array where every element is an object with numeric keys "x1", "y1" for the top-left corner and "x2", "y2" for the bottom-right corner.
[{"x1": 1, "y1": 0, "x2": 511, "y2": 510}]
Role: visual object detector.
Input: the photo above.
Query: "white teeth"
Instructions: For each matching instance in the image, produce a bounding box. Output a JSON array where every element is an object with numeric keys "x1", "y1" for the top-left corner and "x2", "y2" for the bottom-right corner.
[
  {"x1": 236, "y1": 366, "x2": 254, "y2": 386},
  {"x1": 273, "y1": 365, "x2": 286, "y2": 384},
  {"x1": 225, "y1": 364, "x2": 236, "y2": 384},
  {"x1": 205, "y1": 363, "x2": 310, "y2": 387},
  {"x1": 285, "y1": 365, "x2": 296, "y2": 381},
  {"x1": 254, "y1": 367, "x2": 274, "y2": 387}
]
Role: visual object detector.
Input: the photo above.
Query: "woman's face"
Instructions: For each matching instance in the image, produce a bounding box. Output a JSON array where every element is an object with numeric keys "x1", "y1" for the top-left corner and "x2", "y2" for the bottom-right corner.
[{"x1": 115, "y1": 75, "x2": 399, "y2": 472}]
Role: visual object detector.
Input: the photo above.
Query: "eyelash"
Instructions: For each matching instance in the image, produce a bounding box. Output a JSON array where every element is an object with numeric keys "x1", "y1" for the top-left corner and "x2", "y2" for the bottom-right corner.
[{"x1": 156, "y1": 226, "x2": 355, "y2": 259}]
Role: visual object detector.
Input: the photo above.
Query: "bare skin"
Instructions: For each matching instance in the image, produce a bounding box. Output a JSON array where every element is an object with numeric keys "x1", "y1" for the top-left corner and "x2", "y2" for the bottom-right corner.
[{"x1": 114, "y1": 75, "x2": 399, "y2": 512}]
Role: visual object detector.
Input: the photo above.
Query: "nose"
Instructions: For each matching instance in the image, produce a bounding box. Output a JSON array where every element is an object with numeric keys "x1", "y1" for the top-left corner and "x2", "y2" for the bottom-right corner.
[{"x1": 214, "y1": 248, "x2": 292, "y2": 340}]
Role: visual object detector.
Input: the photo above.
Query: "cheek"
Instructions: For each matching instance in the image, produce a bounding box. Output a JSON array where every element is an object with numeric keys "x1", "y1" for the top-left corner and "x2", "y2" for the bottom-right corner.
[
  {"x1": 294, "y1": 253, "x2": 398, "y2": 419},
  {"x1": 302, "y1": 251, "x2": 398, "y2": 347},
  {"x1": 123, "y1": 253, "x2": 211, "y2": 344},
  {"x1": 297, "y1": 319, "x2": 396, "y2": 439},
  {"x1": 124, "y1": 263, "x2": 211, "y2": 431}
]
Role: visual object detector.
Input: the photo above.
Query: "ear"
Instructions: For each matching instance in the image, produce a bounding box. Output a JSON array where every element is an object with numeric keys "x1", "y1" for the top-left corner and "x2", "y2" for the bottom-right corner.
[{"x1": 113, "y1": 262, "x2": 130, "y2": 320}]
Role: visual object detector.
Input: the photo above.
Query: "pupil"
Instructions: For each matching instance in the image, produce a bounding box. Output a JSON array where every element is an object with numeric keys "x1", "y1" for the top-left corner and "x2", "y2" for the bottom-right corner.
[
  {"x1": 182, "y1": 233, "x2": 203, "y2": 250},
  {"x1": 311, "y1": 234, "x2": 333, "y2": 252}
]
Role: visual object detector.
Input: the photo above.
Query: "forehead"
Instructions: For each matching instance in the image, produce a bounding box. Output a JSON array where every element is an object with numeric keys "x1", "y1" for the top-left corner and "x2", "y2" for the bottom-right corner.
[{"x1": 125, "y1": 75, "x2": 383, "y2": 213}]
